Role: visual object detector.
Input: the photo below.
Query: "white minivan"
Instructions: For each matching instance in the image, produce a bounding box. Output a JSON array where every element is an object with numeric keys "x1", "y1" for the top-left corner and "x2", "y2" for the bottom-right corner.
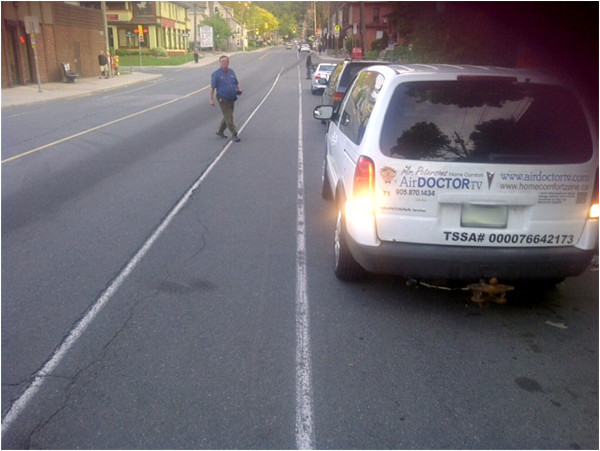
[{"x1": 314, "y1": 64, "x2": 598, "y2": 282}]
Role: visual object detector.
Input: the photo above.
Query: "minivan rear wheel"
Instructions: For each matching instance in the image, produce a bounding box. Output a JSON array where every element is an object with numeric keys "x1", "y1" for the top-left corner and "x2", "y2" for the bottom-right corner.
[{"x1": 334, "y1": 209, "x2": 366, "y2": 281}]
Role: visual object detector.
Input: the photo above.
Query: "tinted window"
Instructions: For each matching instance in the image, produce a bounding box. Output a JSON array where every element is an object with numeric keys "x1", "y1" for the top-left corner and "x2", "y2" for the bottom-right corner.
[
  {"x1": 339, "y1": 63, "x2": 378, "y2": 90},
  {"x1": 380, "y1": 80, "x2": 593, "y2": 164},
  {"x1": 339, "y1": 71, "x2": 385, "y2": 144},
  {"x1": 318, "y1": 64, "x2": 336, "y2": 72},
  {"x1": 327, "y1": 64, "x2": 343, "y2": 89}
]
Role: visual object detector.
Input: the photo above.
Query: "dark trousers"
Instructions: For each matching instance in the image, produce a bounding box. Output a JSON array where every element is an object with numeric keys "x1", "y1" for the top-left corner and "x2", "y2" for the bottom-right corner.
[{"x1": 216, "y1": 95, "x2": 238, "y2": 135}]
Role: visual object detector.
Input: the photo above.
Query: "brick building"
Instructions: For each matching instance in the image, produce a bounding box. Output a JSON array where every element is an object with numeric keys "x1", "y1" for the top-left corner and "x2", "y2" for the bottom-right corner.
[
  {"x1": 1, "y1": 2, "x2": 106, "y2": 88},
  {"x1": 327, "y1": 2, "x2": 396, "y2": 56}
]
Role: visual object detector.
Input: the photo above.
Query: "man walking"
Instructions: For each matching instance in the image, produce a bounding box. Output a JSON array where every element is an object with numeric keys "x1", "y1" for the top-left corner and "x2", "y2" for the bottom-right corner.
[
  {"x1": 98, "y1": 50, "x2": 109, "y2": 79},
  {"x1": 209, "y1": 55, "x2": 242, "y2": 142},
  {"x1": 305, "y1": 53, "x2": 312, "y2": 79}
]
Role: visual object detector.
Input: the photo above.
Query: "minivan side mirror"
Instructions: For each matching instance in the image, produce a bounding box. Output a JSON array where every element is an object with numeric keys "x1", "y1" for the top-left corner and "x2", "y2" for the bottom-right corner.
[{"x1": 313, "y1": 105, "x2": 334, "y2": 121}]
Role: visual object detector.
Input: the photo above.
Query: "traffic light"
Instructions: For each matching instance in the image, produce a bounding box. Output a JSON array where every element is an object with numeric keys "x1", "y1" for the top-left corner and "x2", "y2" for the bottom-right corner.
[
  {"x1": 19, "y1": 35, "x2": 26, "y2": 44},
  {"x1": 134, "y1": 25, "x2": 147, "y2": 43}
]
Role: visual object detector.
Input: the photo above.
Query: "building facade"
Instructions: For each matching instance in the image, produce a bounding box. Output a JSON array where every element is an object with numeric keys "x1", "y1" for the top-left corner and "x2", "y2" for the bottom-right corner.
[
  {"x1": 1, "y1": 1, "x2": 196, "y2": 89},
  {"x1": 187, "y1": 1, "x2": 246, "y2": 52},
  {"x1": 102, "y1": 1, "x2": 191, "y2": 55},
  {"x1": 1, "y1": 2, "x2": 106, "y2": 88},
  {"x1": 327, "y1": 2, "x2": 396, "y2": 56}
]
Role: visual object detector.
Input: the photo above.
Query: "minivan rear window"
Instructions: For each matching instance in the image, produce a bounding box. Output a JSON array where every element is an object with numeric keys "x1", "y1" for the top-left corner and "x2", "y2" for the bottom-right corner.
[{"x1": 380, "y1": 80, "x2": 593, "y2": 164}]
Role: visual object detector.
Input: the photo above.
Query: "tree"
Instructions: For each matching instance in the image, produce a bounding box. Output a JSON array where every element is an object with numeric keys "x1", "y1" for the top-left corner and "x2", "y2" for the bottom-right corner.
[
  {"x1": 224, "y1": 1, "x2": 298, "y2": 40},
  {"x1": 278, "y1": 12, "x2": 298, "y2": 39},
  {"x1": 388, "y1": 3, "x2": 518, "y2": 66}
]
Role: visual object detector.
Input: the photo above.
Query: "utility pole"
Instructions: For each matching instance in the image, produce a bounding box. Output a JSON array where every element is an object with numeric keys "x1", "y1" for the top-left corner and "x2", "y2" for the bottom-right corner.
[
  {"x1": 313, "y1": 1, "x2": 317, "y2": 39},
  {"x1": 360, "y1": 1, "x2": 366, "y2": 58},
  {"x1": 328, "y1": 2, "x2": 332, "y2": 50},
  {"x1": 24, "y1": 16, "x2": 42, "y2": 92},
  {"x1": 101, "y1": 1, "x2": 112, "y2": 77},
  {"x1": 193, "y1": 3, "x2": 197, "y2": 49}
]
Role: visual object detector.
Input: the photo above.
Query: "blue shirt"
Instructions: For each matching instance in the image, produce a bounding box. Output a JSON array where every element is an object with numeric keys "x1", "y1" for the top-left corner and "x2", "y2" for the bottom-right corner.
[{"x1": 211, "y1": 67, "x2": 238, "y2": 101}]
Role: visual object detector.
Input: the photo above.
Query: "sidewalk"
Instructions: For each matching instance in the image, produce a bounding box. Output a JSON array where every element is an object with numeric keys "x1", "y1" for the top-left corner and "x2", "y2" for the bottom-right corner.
[
  {"x1": 1, "y1": 48, "x2": 334, "y2": 110},
  {"x1": 1, "y1": 52, "x2": 225, "y2": 110}
]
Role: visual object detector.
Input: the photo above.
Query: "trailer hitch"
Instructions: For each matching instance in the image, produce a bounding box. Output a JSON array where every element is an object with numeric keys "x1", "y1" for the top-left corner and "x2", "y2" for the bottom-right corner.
[{"x1": 467, "y1": 278, "x2": 514, "y2": 304}]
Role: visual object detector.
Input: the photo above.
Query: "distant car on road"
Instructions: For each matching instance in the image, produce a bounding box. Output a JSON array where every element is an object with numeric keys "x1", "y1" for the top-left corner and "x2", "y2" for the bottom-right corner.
[
  {"x1": 285, "y1": 42, "x2": 292, "y2": 49},
  {"x1": 300, "y1": 43, "x2": 311, "y2": 53},
  {"x1": 311, "y1": 63, "x2": 336, "y2": 94}
]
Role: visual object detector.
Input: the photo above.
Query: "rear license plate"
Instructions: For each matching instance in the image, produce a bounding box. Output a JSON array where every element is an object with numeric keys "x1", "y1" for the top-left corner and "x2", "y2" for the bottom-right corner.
[{"x1": 461, "y1": 204, "x2": 508, "y2": 228}]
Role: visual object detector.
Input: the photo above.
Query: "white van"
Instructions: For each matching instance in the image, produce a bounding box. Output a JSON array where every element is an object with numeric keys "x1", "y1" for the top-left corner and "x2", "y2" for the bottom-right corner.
[{"x1": 314, "y1": 64, "x2": 598, "y2": 282}]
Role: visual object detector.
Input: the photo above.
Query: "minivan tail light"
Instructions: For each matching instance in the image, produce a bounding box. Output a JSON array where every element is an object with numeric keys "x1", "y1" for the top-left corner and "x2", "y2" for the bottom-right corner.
[
  {"x1": 590, "y1": 169, "x2": 599, "y2": 219},
  {"x1": 353, "y1": 156, "x2": 375, "y2": 213},
  {"x1": 333, "y1": 91, "x2": 344, "y2": 104}
]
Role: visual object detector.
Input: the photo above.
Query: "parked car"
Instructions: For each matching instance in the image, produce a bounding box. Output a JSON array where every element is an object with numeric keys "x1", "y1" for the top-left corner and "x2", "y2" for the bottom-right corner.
[
  {"x1": 321, "y1": 60, "x2": 388, "y2": 110},
  {"x1": 313, "y1": 64, "x2": 599, "y2": 283},
  {"x1": 311, "y1": 63, "x2": 336, "y2": 94},
  {"x1": 300, "y1": 43, "x2": 311, "y2": 53}
]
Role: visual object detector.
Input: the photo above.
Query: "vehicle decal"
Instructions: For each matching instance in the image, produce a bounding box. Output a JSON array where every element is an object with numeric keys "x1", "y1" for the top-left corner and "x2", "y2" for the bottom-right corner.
[
  {"x1": 497, "y1": 171, "x2": 591, "y2": 205},
  {"x1": 378, "y1": 165, "x2": 484, "y2": 200},
  {"x1": 486, "y1": 171, "x2": 495, "y2": 189},
  {"x1": 442, "y1": 231, "x2": 575, "y2": 246}
]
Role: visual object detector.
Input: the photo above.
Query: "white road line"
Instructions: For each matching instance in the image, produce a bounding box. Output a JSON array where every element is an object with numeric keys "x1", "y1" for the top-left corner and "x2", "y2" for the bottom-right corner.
[
  {"x1": 295, "y1": 66, "x2": 315, "y2": 450},
  {"x1": 1, "y1": 70, "x2": 283, "y2": 436}
]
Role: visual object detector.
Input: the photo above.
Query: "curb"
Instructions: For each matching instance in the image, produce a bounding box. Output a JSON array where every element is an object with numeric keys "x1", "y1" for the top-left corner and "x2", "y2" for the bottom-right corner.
[{"x1": 1, "y1": 72, "x2": 162, "y2": 109}]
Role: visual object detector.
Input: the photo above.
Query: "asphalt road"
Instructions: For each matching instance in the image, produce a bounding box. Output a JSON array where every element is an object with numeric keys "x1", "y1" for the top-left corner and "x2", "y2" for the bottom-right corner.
[{"x1": 2, "y1": 47, "x2": 598, "y2": 449}]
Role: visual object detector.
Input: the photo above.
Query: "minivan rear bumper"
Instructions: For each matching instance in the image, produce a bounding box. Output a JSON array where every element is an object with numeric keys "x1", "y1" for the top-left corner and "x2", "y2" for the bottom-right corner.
[{"x1": 347, "y1": 238, "x2": 596, "y2": 281}]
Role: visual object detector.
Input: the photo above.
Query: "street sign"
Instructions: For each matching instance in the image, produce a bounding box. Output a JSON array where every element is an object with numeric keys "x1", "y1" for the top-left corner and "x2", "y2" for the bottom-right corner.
[
  {"x1": 24, "y1": 15, "x2": 41, "y2": 34},
  {"x1": 199, "y1": 25, "x2": 213, "y2": 48}
]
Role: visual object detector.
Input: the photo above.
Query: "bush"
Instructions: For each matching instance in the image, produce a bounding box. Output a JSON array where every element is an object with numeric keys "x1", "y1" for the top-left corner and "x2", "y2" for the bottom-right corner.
[
  {"x1": 370, "y1": 32, "x2": 389, "y2": 52},
  {"x1": 150, "y1": 47, "x2": 168, "y2": 57},
  {"x1": 114, "y1": 47, "x2": 169, "y2": 57},
  {"x1": 115, "y1": 48, "x2": 148, "y2": 56},
  {"x1": 345, "y1": 37, "x2": 361, "y2": 54},
  {"x1": 383, "y1": 45, "x2": 414, "y2": 63}
]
